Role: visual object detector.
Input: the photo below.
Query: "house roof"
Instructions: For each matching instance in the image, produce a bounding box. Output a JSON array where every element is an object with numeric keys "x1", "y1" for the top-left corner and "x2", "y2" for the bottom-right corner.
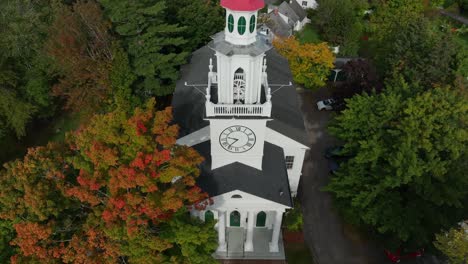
[
  {"x1": 278, "y1": 2, "x2": 300, "y2": 23},
  {"x1": 265, "y1": 13, "x2": 292, "y2": 38},
  {"x1": 290, "y1": 0, "x2": 307, "y2": 21},
  {"x1": 221, "y1": 0, "x2": 264, "y2": 11},
  {"x1": 171, "y1": 45, "x2": 308, "y2": 146},
  {"x1": 193, "y1": 141, "x2": 293, "y2": 207}
]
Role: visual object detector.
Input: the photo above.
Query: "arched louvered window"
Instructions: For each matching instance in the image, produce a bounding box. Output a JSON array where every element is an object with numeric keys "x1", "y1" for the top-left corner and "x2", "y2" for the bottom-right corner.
[
  {"x1": 256, "y1": 211, "x2": 266, "y2": 227},
  {"x1": 230, "y1": 211, "x2": 241, "y2": 227},
  {"x1": 249, "y1": 15, "x2": 256, "y2": 33},
  {"x1": 205, "y1": 210, "x2": 214, "y2": 222},
  {"x1": 238, "y1": 17, "x2": 246, "y2": 35},
  {"x1": 228, "y1": 14, "x2": 234, "y2": 33}
]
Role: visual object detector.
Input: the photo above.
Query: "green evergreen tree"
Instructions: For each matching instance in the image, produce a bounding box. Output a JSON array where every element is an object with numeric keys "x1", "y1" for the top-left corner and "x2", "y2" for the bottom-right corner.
[
  {"x1": 167, "y1": 0, "x2": 224, "y2": 51},
  {"x1": 99, "y1": 0, "x2": 189, "y2": 97}
]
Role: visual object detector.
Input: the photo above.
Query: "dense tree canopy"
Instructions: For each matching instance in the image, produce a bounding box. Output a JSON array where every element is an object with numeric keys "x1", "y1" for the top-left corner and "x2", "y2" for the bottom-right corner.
[
  {"x1": 274, "y1": 37, "x2": 335, "y2": 89},
  {"x1": 326, "y1": 80, "x2": 468, "y2": 245},
  {"x1": 373, "y1": 18, "x2": 463, "y2": 88},
  {"x1": 46, "y1": 0, "x2": 114, "y2": 113},
  {"x1": 333, "y1": 59, "x2": 381, "y2": 101},
  {"x1": 167, "y1": 0, "x2": 224, "y2": 51},
  {"x1": 0, "y1": 99, "x2": 217, "y2": 263},
  {"x1": 99, "y1": 0, "x2": 189, "y2": 97},
  {"x1": 0, "y1": 0, "x2": 55, "y2": 139},
  {"x1": 313, "y1": 0, "x2": 365, "y2": 56}
]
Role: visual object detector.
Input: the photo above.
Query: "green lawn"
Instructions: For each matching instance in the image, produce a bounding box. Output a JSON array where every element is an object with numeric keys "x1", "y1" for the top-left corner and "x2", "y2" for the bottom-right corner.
[
  {"x1": 296, "y1": 24, "x2": 322, "y2": 44},
  {"x1": 284, "y1": 242, "x2": 315, "y2": 264}
]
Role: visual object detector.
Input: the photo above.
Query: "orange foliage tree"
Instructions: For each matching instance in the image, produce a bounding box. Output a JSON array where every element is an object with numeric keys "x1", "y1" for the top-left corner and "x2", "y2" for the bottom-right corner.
[
  {"x1": 46, "y1": 0, "x2": 113, "y2": 112},
  {"x1": 0, "y1": 99, "x2": 217, "y2": 263},
  {"x1": 274, "y1": 37, "x2": 335, "y2": 89}
]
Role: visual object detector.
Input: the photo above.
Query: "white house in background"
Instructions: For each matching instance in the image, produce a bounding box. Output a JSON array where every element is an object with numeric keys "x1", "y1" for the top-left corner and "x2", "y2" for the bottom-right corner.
[
  {"x1": 172, "y1": 0, "x2": 309, "y2": 260},
  {"x1": 295, "y1": 0, "x2": 317, "y2": 9},
  {"x1": 265, "y1": 0, "x2": 310, "y2": 37}
]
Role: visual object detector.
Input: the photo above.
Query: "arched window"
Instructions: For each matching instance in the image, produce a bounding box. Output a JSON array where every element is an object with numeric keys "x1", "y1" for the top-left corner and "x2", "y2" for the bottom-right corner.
[
  {"x1": 238, "y1": 16, "x2": 246, "y2": 35},
  {"x1": 205, "y1": 210, "x2": 214, "y2": 222},
  {"x1": 228, "y1": 14, "x2": 234, "y2": 33},
  {"x1": 233, "y1": 68, "x2": 246, "y2": 104},
  {"x1": 230, "y1": 211, "x2": 241, "y2": 227},
  {"x1": 231, "y1": 194, "x2": 242, "y2": 199},
  {"x1": 249, "y1": 15, "x2": 256, "y2": 33},
  {"x1": 256, "y1": 211, "x2": 266, "y2": 227}
]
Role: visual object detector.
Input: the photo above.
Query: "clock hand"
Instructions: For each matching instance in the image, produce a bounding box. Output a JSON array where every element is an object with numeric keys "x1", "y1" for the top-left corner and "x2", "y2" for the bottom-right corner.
[{"x1": 228, "y1": 138, "x2": 239, "y2": 148}]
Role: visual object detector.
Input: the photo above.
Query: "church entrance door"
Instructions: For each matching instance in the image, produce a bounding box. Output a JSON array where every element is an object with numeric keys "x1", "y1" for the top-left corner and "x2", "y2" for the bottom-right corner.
[
  {"x1": 227, "y1": 211, "x2": 244, "y2": 257},
  {"x1": 230, "y1": 211, "x2": 241, "y2": 227}
]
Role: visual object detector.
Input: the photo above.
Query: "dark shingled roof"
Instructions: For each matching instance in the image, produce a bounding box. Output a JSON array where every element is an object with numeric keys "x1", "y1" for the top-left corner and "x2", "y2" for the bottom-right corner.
[
  {"x1": 172, "y1": 45, "x2": 308, "y2": 146},
  {"x1": 290, "y1": 0, "x2": 307, "y2": 21},
  {"x1": 265, "y1": 13, "x2": 292, "y2": 38},
  {"x1": 278, "y1": 1, "x2": 299, "y2": 24},
  {"x1": 193, "y1": 141, "x2": 293, "y2": 207}
]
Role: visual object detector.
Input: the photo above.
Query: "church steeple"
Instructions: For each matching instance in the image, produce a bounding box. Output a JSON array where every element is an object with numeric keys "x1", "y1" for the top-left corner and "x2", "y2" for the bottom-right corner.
[
  {"x1": 206, "y1": 0, "x2": 271, "y2": 170},
  {"x1": 206, "y1": 0, "x2": 272, "y2": 119}
]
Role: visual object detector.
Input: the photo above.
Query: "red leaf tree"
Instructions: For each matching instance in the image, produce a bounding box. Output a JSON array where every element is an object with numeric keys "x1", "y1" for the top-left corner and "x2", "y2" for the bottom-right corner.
[{"x1": 0, "y1": 99, "x2": 214, "y2": 263}]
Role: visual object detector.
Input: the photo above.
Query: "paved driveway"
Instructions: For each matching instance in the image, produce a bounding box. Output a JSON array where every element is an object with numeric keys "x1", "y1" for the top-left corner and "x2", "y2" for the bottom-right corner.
[{"x1": 296, "y1": 87, "x2": 386, "y2": 264}]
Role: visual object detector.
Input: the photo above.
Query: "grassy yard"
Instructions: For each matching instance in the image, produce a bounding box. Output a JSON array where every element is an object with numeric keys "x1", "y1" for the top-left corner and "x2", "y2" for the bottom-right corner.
[
  {"x1": 284, "y1": 242, "x2": 315, "y2": 264},
  {"x1": 296, "y1": 24, "x2": 322, "y2": 44}
]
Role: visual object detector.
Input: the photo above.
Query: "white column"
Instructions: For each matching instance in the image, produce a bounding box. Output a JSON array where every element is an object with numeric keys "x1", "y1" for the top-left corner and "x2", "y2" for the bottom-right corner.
[
  {"x1": 217, "y1": 210, "x2": 227, "y2": 252},
  {"x1": 244, "y1": 211, "x2": 255, "y2": 252},
  {"x1": 269, "y1": 210, "x2": 283, "y2": 252}
]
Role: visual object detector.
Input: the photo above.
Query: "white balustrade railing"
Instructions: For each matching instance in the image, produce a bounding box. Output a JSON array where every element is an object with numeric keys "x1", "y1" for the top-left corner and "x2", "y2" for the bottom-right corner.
[{"x1": 206, "y1": 102, "x2": 271, "y2": 117}]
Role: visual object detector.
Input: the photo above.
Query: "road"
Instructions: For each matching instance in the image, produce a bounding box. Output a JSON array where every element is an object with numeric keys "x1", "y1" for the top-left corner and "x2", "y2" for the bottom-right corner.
[{"x1": 296, "y1": 87, "x2": 386, "y2": 264}]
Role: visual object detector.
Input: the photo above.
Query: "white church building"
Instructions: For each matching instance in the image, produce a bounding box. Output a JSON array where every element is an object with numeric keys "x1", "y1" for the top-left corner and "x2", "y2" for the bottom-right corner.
[{"x1": 172, "y1": 0, "x2": 309, "y2": 260}]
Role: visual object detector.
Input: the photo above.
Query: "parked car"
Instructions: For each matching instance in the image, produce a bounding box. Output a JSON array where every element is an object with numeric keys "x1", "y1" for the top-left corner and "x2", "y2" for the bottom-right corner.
[
  {"x1": 324, "y1": 146, "x2": 344, "y2": 159},
  {"x1": 316, "y1": 98, "x2": 336, "y2": 111},
  {"x1": 324, "y1": 145, "x2": 348, "y2": 174},
  {"x1": 384, "y1": 248, "x2": 424, "y2": 263}
]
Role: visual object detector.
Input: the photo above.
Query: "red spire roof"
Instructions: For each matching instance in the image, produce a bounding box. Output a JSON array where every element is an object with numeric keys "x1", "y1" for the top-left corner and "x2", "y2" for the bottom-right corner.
[{"x1": 221, "y1": 0, "x2": 264, "y2": 11}]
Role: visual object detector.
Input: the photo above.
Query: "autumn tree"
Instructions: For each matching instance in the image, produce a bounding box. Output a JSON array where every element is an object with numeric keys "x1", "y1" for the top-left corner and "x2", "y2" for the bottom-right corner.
[
  {"x1": 99, "y1": 0, "x2": 189, "y2": 97},
  {"x1": 0, "y1": 99, "x2": 217, "y2": 263},
  {"x1": 434, "y1": 221, "x2": 468, "y2": 264},
  {"x1": 326, "y1": 80, "x2": 468, "y2": 245},
  {"x1": 46, "y1": 0, "x2": 114, "y2": 113},
  {"x1": 332, "y1": 59, "x2": 381, "y2": 101},
  {"x1": 274, "y1": 37, "x2": 335, "y2": 89}
]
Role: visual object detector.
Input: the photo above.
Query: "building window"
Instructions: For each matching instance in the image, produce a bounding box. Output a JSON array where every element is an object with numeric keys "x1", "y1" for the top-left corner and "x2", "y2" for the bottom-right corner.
[
  {"x1": 249, "y1": 15, "x2": 256, "y2": 33},
  {"x1": 302, "y1": 1, "x2": 307, "y2": 6},
  {"x1": 231, "y1": 194, "x2": 242, "y2": 198},
  {"x1": 228, "y1": 14, "x2": 234, "y2": 33},
  {"x1": 205, "y1": 210, "x2": 214, "y2": 222},
  {"x1": 238, "y1": 16, "x2": 246, "y2": 35},
  {"x1": 285, "y1": 156, "x2": 295, "y2": 170},
  {"x1": 256, "y1": 211, "x2": 266, "y2": 227},
  {"x1": 230, "y1": 211, "x2": 241, "y2": 227}
]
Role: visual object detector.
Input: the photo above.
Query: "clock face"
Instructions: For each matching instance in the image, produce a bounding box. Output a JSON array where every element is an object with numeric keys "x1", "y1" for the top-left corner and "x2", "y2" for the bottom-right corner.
[{"x1": 219, "y1": 125, "x2": 256, "y2": 153}]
